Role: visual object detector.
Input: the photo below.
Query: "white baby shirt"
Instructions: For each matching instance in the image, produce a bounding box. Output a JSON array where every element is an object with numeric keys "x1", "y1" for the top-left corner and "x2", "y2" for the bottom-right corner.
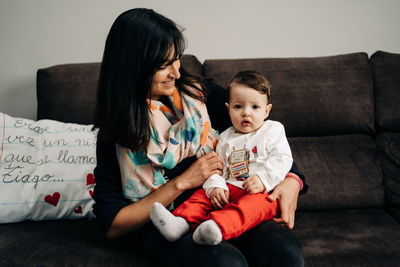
[{"x1": 203, "y1": 120, "x2": 293, "y2": 197}]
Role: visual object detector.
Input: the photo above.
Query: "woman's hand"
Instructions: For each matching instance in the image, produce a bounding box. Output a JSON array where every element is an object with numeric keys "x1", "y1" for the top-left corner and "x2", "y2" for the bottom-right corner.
[
  {"x1": 267, "y1": 174, "x2": 300, "y2": 229},
  {"x1": 176, "y1": 151, "x2": 223, "y2": 191},
  {"x1": 243, "y1": 175, "x2": 265, "y2": 194},
  {"x1": 107, "y1": 152, "x2": 222, "y2": 238},
  {"x1": 210, "y1": 188, "x2": 229, "y2": 209}
]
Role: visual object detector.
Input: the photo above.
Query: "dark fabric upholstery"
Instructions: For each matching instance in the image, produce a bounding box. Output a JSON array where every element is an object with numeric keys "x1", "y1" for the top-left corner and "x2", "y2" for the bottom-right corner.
[
  {"x1": 180, "y1": 54, "x2": 204, "y2": 78},
  {"x1": 371, "y1": 51, "x2": 400, "y2": 132},
  {"x1": 388, "y1": 206, "x2": 400, "y2": 223},
  {"x1": 2, "y1": 210, "x2": 399, "y2": 267},
  {"x1": 0, "y1": 220, "x2": 152, "y2": 267},
  {"x1": 36, "y1": 55, "x2": 203, "y2": 124},
  {"x1": 36, "y1": 62, "x2": 100, "y2": 124},
  {"x1": 376, "y1": 133, "x2": 400, "y2": 205},
  {"x1": 204, "y1": 53, "x2": 374, "y2": 137},
  {"x1": 289, "y1": 134, "x2": 385, "y2": 210},
  {"x1": 294, "y1": 209, "x2": 400, "y2": 266}
]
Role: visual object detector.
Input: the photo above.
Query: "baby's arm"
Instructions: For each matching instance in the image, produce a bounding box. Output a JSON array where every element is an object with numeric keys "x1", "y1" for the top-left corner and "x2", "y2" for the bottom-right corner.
[
  {"x1": 202, "y1": 174, "x2": 229, "y2": 197},
  {"x1": 202, "y1": 134, "x2": 230, "y2": 199},
  {"x1": 256, "y1": 122, "x2": 293, "y2": 192},
  {"x1": 209, "y1": 187, "x2": 229, "y2": 209},
  {"x1": 242, "y1": 175, "x2": 265, "y2": 194}
]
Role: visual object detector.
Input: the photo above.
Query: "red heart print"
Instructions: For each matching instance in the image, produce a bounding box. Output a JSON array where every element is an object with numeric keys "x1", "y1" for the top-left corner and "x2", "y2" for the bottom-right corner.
[
  {"x1": 86, "y1": 173, "x2": 95, "y2": 186},
  {"x1": 252, "y1": 146, "x2": 258, "y2": 154},
  {"x1": 74, "y1": 206, "x2": 83, "y2": 214},
  {"x1": 44, "y1": 192, "x2": 60, "y2": 207},
  {"x1": 89, "y1": 190, "x2": 93, "y2": 197}
]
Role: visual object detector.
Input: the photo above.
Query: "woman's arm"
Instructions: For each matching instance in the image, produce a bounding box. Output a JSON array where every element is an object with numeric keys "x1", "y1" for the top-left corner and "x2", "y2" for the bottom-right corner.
[
  {"x1": 93, "y1": 141, "x2": 223, "y2": 238},
  {"x1": 267, "y1": 176, "x2": 300, "y2": 229},
  {"x1": 267, "y1": 162, "x2": 308, "y2": 229}
]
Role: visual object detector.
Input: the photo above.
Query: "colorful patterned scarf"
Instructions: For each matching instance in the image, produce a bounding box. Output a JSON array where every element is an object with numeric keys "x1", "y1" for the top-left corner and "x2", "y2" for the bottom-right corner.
[{"x1": 118, "y1": 88, "x2": 218, "y2": 202}]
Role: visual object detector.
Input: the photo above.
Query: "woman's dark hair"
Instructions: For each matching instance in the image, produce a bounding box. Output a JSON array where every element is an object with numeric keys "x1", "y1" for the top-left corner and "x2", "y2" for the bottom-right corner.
[{"x1": 93, "y1": 8, "x2": 205, "y2": 151}]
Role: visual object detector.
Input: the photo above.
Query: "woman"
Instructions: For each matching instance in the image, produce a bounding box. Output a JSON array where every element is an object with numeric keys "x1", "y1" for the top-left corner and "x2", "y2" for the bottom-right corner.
[{"x1": 92, "y1": 8, "x2": 306, "y2": 267}]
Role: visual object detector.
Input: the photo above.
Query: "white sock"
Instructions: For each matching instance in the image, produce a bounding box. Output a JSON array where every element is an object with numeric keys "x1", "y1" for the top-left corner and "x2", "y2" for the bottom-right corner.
[
  {"x1": 193, "y1": 219, "x2": 222, "y2": 245},
  {"x1": 150, "y1": 202, "x2": 189, "y2": 242}
]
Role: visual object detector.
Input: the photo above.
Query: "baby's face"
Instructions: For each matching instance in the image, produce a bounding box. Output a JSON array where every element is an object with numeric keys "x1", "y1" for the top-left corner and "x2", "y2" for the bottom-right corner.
[{"x1": 226, "y1": 84, "x2": 272, "y2": 134}]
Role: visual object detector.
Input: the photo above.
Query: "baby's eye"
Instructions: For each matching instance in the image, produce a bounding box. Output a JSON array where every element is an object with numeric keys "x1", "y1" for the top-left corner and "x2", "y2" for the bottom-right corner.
[
  {"x1": 252, "y1": 105, "x2": 260, "y2": 109},
  {"x1": 234, "y1": 105, "x2": 241, "y2": 109}
]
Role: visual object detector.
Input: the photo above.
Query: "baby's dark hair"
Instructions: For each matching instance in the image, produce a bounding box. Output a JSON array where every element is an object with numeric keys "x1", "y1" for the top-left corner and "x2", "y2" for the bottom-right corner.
[{"x1": 227, "y1": 70, "x2": 271, "y2": 103}]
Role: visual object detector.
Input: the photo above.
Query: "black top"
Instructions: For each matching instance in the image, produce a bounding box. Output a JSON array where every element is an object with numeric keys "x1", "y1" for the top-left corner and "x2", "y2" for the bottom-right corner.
[{"x1": 92, "y1": 81, "x2": 308, "y2": 232}]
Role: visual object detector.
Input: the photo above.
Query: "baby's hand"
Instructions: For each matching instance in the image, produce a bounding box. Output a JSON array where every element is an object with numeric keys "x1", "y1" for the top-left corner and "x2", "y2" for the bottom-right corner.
[
  {"x1": 243, "y1": 175, "x2": 265, "y2": 194},
  {"x1": 209, "y1": 188, "x2": 229, "y2": 209}
]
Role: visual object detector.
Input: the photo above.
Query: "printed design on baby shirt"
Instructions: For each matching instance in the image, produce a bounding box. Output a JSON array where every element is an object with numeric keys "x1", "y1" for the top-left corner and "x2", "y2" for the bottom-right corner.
[
  {"x1": 228, "y1": 147, "x2": 250, "y2": 180},
  {"x1": 227, "y1": 145, "x2": 260, "y2": 180}
]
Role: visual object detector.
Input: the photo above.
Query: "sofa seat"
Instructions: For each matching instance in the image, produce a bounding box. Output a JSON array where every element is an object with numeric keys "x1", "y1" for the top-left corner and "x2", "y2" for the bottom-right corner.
[
  {"x1": 0, "y1": 220, "x2": 151, "y2": 267},
  {"x1": 1, "y1": 209, "x2": 399, "y2": 267},
  {"x1": 294, "y1": 209, "x2": 400, "y2": 266}
]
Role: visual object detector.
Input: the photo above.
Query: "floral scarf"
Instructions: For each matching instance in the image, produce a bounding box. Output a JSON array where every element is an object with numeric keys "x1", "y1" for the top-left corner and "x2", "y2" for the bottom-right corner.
[{"x1": 118, "y1": 88, "x2": 218, "y2": 202}]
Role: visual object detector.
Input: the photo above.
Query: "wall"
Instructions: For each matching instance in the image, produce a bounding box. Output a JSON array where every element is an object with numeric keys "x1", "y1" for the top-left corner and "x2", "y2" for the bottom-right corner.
[{"x1": 1, "y1": 0, "x2": 399, "y2": 119}]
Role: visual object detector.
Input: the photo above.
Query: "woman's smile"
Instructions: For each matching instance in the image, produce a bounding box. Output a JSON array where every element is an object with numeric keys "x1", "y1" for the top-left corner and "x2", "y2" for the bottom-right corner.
[{"x1": 162, "y1": 80, "x2": 175, "y2": 87}]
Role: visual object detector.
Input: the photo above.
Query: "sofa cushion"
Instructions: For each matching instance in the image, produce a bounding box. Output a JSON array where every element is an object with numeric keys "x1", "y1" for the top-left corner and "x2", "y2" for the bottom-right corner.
[
  {"x1": 376, "y1": 132, "x2": 400, "y2": 205},
  {"x1": 203, "y1": 53, "x2": 374, "y2": 137},
  {"x1": 180, "y1": 54, "x2": 204, "y2": 78},
  {"x1": 36, "y1": 55, "x2": 203, "y2": 124},
  {"x1": 294, "y1": 209, "x2": 400, "y2": 266},
  {"x1": 289, "y1": 134, "x2": 385, "y2": 210},
  {"x1": 37, "y1": 62, "x2": 100, "y2": 124},
  {"x1": 370, "y1": 51, "x2": 400, "y2": 132}
]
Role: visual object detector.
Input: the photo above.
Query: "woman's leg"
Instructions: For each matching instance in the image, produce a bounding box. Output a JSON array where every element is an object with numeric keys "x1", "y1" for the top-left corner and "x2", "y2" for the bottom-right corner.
[
  {"x1": 229, "y1": 221, "x2": 305, "y2": 267},
  {"x1": 132, "y1": 222, "x2": 248, "y2": 267}
]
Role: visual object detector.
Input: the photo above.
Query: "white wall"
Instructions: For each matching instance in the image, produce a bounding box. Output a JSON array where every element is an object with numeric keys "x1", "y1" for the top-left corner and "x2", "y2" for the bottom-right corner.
[{"x1": 1, "y1": 0, "x2": 399, "y2": 120}]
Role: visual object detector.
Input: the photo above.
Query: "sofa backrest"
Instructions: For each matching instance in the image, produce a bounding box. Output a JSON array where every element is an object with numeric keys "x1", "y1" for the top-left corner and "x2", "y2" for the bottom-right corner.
[
  {"x1": 204, "y1": 53, "x2": 375, "y2": 138},
  {"x1": 371, "y1": 51, "x2": 400, "y2": 133},
  {"x1": 371, "y1": 51, "x2": 400, "y2": 207},
  {"x1": 36, "y1": 55, "x2": 203, "y2": 124},
  {"x1": 37, "y1": 53, "x2": 376, "y2": 139},
  {"x1": 37, "y1": 62, "x2": 100, "y2": 124}
]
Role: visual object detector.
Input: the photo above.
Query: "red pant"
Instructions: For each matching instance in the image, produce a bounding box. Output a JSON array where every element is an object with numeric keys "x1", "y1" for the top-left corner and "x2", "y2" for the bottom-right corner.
[{"x1": 173, "y1": 184, "x2": 278, "y2": 241}]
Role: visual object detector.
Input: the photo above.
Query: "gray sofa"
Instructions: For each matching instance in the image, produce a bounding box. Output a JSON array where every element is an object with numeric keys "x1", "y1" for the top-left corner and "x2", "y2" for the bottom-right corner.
[{"x1": 1, "y1": 51, "x2": 399, "y2": 266}]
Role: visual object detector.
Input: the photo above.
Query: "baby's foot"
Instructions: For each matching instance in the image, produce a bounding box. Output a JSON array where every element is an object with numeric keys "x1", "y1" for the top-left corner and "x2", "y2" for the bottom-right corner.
[
  {"x1": 193, "y1": 219, "x2": 222, "y2": 245},
  {"x1": 150, "y1": 202, "x2": 189, "y2": 241}
]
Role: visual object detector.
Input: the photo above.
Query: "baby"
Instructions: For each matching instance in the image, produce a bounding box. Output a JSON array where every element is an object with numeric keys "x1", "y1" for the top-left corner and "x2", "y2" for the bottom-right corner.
[{"x1": 150, "y1": 70, "x2": 293, "y2": 245}]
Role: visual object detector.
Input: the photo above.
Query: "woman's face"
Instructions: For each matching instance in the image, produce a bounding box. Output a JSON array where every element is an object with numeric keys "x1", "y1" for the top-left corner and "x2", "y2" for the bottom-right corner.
[{"x1": 150, "y1": 57, "x2": 181, "y2": 100}]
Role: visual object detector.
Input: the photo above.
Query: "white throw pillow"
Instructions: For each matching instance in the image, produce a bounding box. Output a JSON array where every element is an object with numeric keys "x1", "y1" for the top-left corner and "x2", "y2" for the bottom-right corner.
[{"x1": 0, "y1": 112, "x2": 97, "y2": 223}]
